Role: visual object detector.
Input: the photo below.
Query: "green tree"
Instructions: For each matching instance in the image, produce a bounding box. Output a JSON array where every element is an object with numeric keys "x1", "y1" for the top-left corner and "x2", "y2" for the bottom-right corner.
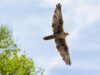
[{"x1": 0, "y1": 25, "x2": 42, "y2": 75}]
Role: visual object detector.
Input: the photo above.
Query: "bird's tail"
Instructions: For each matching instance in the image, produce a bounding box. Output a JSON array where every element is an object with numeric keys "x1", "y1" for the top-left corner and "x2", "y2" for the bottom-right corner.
[{"x1": 43, "y1": 35, "x2": 55, "y2": 40}]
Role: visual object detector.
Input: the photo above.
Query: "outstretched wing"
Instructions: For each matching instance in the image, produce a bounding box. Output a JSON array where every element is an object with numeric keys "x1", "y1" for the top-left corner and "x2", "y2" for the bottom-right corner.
[
  {"x1": 55, "y1": 38, "x2": 71, "y2": 65},
  {"x1": 52, "y1": 3, "x2": 64, "y2": 34},
  {"x1": 52, "y1": 3, "x2": 71, "y2": 65}
]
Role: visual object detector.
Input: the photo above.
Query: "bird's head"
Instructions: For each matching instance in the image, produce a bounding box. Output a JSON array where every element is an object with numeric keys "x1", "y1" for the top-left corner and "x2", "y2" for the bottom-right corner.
[{"x1": 65, "y1": 32, "x2": 69, "y2": 36}]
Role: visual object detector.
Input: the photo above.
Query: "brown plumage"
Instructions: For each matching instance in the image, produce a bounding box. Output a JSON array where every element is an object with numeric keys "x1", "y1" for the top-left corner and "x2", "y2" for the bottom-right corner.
[{"x1": 43, "y1": 3, "x2": 71, "y2": 65}]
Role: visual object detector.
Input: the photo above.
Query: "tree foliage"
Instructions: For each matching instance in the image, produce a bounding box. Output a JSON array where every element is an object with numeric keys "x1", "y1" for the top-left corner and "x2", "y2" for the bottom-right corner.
[{"x1": 0, "y1": 25, "x2": 42, "y2": 75}]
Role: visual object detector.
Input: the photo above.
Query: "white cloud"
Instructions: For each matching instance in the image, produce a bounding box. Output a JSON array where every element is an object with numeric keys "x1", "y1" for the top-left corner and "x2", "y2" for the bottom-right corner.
[
  {"x1": 71, "y1": 60, "x2": 100, "y2": 70},
  {"x1": 47, "y1": 59, "x2": 100, "y2": 71},
  {"x1": 37, "y1": 57, "x2": 100, "y2": 75},
  {"x1": 35, "y1": 55, "x2": 63, "y2": 75},
  {"x1": 38, "y1": 0, "x2": 72, "y2": 7},
  {"x1": 65, "y1": 5, "x2": 100, "y2": 41},
  {"x1": 0, "y1": 0, "x2": 33, "y2": 5}
]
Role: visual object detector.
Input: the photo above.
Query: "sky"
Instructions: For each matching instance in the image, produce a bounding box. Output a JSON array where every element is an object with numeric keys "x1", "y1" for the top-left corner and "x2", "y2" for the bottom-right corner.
[{"x1": 0, "y1": 0, "x2": 100, "y2": 75}]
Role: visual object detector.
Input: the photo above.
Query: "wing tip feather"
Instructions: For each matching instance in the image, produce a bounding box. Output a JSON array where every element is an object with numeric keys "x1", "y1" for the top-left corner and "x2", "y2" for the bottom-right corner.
[
  {"x1": 56, "y1": 3, "x2": 61, "y2": 10},
  {"x1": 62, "y1": 53, "x2": 71, "y2": 65}
]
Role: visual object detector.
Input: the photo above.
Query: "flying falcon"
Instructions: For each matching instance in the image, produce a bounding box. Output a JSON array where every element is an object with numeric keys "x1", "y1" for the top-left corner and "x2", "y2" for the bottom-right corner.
[{"x1": 43, "y1": 3, "x2": 71, "y2": 65}]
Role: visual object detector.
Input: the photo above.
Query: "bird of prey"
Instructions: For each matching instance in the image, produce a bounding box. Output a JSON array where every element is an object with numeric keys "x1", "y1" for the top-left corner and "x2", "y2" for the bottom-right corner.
[{"x1": 43, "y1": 3, "x2": 71, "y2": 65}]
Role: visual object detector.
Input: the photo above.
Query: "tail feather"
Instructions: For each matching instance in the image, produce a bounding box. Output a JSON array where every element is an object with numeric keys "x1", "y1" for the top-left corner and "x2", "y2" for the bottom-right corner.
[{"x1": 43, "y1": 35, "x2": 55, "y2": 40}]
